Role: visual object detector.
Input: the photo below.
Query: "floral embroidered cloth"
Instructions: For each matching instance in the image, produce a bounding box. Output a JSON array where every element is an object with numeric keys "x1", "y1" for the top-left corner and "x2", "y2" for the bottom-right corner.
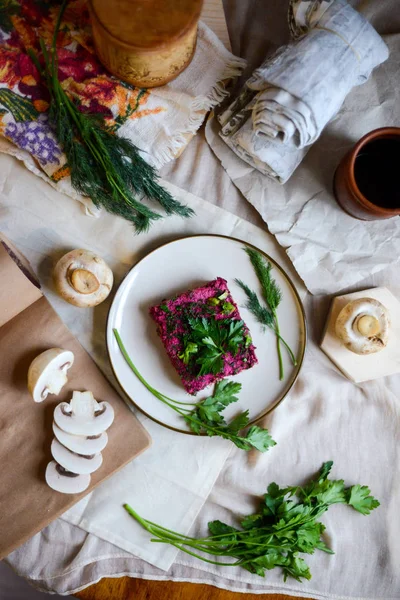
[
  {"x1": 0, "y1": 0, "x2": 245, "y2": 214},
  {"x1": 217, "y1": 0, "x2": 388, "y2": 183}
]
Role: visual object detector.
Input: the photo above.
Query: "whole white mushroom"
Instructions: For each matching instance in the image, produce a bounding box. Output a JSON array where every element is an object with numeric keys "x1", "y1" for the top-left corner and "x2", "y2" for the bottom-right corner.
[
  {"x1": 335, "y1": 298, "x2": 390, "y2": 355},
  {"x1": 53, "y1": 249, "x2": 113, "y2": 308}
]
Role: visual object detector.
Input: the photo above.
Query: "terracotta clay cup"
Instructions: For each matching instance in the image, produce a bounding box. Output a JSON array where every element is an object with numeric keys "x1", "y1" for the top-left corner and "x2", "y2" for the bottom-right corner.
[{"x1": 333, "y1": 127, "x2": 400, "y2": 220}]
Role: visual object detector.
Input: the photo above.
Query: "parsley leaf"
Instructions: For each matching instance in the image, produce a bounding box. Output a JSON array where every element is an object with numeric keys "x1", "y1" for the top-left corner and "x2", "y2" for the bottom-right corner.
[
  {"x1": 348, "y1": 484, "x2": 380, "y2": 515},
  {"x1": 245, "y1": 425, "x2": 277, "y2": 452},
  {"x1": 318, "y1": 460, "x2": 334, "y2": 482},
  {"x1": 187, "y1": 382, "x2": 276, "y2": 453}
]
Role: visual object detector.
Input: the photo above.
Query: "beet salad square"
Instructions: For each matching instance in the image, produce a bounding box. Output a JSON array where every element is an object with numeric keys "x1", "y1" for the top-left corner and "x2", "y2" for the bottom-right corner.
[{"x1": 149, "y1": 277, "x2": 258, "y2": 395}]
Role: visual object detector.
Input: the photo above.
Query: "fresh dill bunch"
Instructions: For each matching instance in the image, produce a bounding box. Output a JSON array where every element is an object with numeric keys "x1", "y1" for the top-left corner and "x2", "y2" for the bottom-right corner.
[
  {"x1": 236, "y1": 248, "x2": 297, "y2": 380},
  {"x1": 29, "y1": 0, "x2": 194, "y2": 233}
]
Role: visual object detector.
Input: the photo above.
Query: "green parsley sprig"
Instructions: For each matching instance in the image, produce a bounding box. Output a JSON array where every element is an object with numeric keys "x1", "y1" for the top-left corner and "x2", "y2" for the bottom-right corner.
[
  {"x1": 113, "y1": 329, "x2": 276, "y2": 452},
  {"x1": 180, "y1": 317, "x2": 246, "y2": 376},
  {"x1": 28, "y1": 0, "x2": 193, "y2": 233},
  {"x1": 236, "y1": 247, "x2": 297, "y2": 380},
  {"x1": 124, "y1": 461, "x2": 379, "y2": 581}
]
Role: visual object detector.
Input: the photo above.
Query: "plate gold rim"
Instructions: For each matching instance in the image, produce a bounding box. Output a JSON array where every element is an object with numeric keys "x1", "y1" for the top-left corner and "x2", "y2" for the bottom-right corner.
[{"x1": 106, "y1": 233, "x2": 307, "y2": 436}]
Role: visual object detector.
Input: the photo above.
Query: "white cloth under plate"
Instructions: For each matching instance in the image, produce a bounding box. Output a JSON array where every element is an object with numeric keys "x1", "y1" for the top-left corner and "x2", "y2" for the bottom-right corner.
[
  {"x1": 0, "y1": 152, "x2": 305, "y2": 573},
  {"x1": 217, "y1": 0, "x2": 388, "y2": 183}
]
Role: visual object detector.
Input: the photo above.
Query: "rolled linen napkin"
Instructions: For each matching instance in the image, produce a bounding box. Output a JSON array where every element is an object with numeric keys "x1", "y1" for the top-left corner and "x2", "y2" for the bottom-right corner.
[{"x1": 218, "y1": 0, "x2": 389, "y2": 183}]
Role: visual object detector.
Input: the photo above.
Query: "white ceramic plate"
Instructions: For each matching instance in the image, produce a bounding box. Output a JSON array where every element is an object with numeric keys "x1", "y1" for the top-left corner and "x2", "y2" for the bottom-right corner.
[{"x1": 106, "y1": 235, "x2": 306, "y2": 433}]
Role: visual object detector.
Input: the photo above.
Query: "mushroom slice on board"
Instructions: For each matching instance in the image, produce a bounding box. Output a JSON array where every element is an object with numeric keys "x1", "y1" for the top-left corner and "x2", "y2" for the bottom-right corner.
[
  {"x1": 27, "y1": 348, "x2": 74, "y2": 403},
  {"x1": 54, "y1": 249, "x2": 113, "y2": 308},
  {"x1": 51, "y1": 438, "x2": 103, "y2": 474},
  {"x1": 335, "y1": 298, "x2": 390, "y2": 355},
  {"x1": 54, "y1": 391, "x2": 114, "y2": 436},
  {"x1": 52, "y1": 421, "x2": 108, "y2": 455},
  {"x1": 45, "y1": 461, "x2": 91, "y2": 494}
]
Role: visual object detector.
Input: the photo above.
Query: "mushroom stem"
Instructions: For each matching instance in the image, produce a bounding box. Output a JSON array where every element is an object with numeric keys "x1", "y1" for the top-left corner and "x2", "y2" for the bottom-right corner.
[
  {"x1": 46, "y1": 368, "x2": 70, "y2": 396},
  {"x1": 356, "y1": 314, "x2": 381, "y2": 337},
  {"x1": 335, "y1": 297, "x2": 390, "y2": 355},
  {"x1": 70, "y1": 269, "x2": 100, "y2": 295}
]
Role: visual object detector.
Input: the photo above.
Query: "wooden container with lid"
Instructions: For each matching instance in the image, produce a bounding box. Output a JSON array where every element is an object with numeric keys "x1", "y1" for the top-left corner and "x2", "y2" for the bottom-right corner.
[{"x1": 89, "y1": 0, "x2": 203, "y2": 88}]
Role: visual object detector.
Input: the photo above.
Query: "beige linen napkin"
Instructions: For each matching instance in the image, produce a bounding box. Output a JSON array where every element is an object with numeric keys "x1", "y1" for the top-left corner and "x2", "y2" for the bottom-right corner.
[
  {"x1": 206, "y1": 1, "x2": 400, "y2": 296},
  {"x1": 216, "y1": 0, "x2": 388, "y2": 183}
]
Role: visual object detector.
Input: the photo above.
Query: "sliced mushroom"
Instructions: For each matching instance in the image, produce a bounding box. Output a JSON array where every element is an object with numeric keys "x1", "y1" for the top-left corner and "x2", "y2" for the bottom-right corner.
[
  {"x1": 53, "y1": 249, "x2": 113, "y2": 308},
  {"x1": 54, "y1": 390, "x2": 115, "y2": 436},
  {"x1": 27, "y1": 348, "x2": 74, "y2": 403},
  {"x1": 51, "y1": 438, "x2": 103, "y2": 474},
  {"x1": 335, "y1": 298, "x2": 390, "y2": 355},
  {"x1": 52, "y1": 421, "x2": 108, "y2": 455},
  {"x1": 45, "y1": 461, "x2": 91, "y2": 494}
]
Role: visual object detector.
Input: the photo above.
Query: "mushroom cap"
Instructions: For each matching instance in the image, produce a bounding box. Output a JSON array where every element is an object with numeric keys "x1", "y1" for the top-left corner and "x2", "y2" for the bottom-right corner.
[
  {"x1": 335, "y1": 298, "x2": 390, "y2": 355},
  {"x1": 53, "y1": 249, "x2": 113, "y2": 308},
  {"x1": 45, "y1": 461, "x2": 91, "y2": 494},
  {"x1": 53, "y1": 391, "x2": 115, "y2": 436},
  {"x1": 51, "y1": 438, "x2": 103, "y2": 474},
  {"x1": 53, "y1": 421, "x2": 108, "y2": 455},
  {"x1": 27, "y1": 348, "x2": 74, "y2": 403}
]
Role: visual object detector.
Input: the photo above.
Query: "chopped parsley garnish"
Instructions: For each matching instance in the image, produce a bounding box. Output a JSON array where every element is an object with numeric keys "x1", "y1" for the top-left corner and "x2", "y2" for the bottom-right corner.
[
  {"x1": 183, "y1": 317, "x2": 246, "y2": 376},
  {"x1": 178, "y1": 341, "x2": 198, "y2": 365}
]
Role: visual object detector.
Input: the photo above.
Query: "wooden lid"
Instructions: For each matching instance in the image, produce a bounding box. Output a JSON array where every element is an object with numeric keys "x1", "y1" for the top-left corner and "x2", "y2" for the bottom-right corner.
[{"x1": 89, "y1": 0, "x2": 203, "y2": 49}]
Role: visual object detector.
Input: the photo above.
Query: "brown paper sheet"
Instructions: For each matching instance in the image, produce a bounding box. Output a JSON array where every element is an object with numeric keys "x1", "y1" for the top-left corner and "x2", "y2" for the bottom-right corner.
[
  {"x1": 0, "y1": 243, "x2": 42, "y2": 328},
  {"x1": 0, "y1": 243, "x2": 151, "y2": 559}
]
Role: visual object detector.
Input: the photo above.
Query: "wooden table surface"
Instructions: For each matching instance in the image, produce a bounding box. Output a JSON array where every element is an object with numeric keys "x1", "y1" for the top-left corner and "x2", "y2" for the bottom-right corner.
[
  {"x1": 75, "y1": 2, "x2": 302, "y2": 600},
  {"x1": 76, "y1": 577, "x2": 308, "y2": 600}
]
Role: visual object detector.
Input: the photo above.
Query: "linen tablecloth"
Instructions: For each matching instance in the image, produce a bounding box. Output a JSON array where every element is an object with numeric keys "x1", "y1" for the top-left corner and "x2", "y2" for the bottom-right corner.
[
  {"x1": 4, "y1": 152, "x2": 400, "y2": 599},
  {"x1": 4, "y1": 0, "x2": 400, "y2": 598}
]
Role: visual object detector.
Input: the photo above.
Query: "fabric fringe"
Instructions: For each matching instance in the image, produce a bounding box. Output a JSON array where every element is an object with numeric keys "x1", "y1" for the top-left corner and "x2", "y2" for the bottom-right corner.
[{"x1": 150, "y1": 57, "x2": 247, "y2": 168}]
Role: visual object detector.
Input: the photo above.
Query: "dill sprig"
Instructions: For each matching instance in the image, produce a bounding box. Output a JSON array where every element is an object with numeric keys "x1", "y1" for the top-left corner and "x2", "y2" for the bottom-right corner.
[
  {"x1": 28, "y1": 0, "x2": 194, "y2": 233},
  {"x1": 236, "y1": 247, "x2": 297, "y2": 380}
]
